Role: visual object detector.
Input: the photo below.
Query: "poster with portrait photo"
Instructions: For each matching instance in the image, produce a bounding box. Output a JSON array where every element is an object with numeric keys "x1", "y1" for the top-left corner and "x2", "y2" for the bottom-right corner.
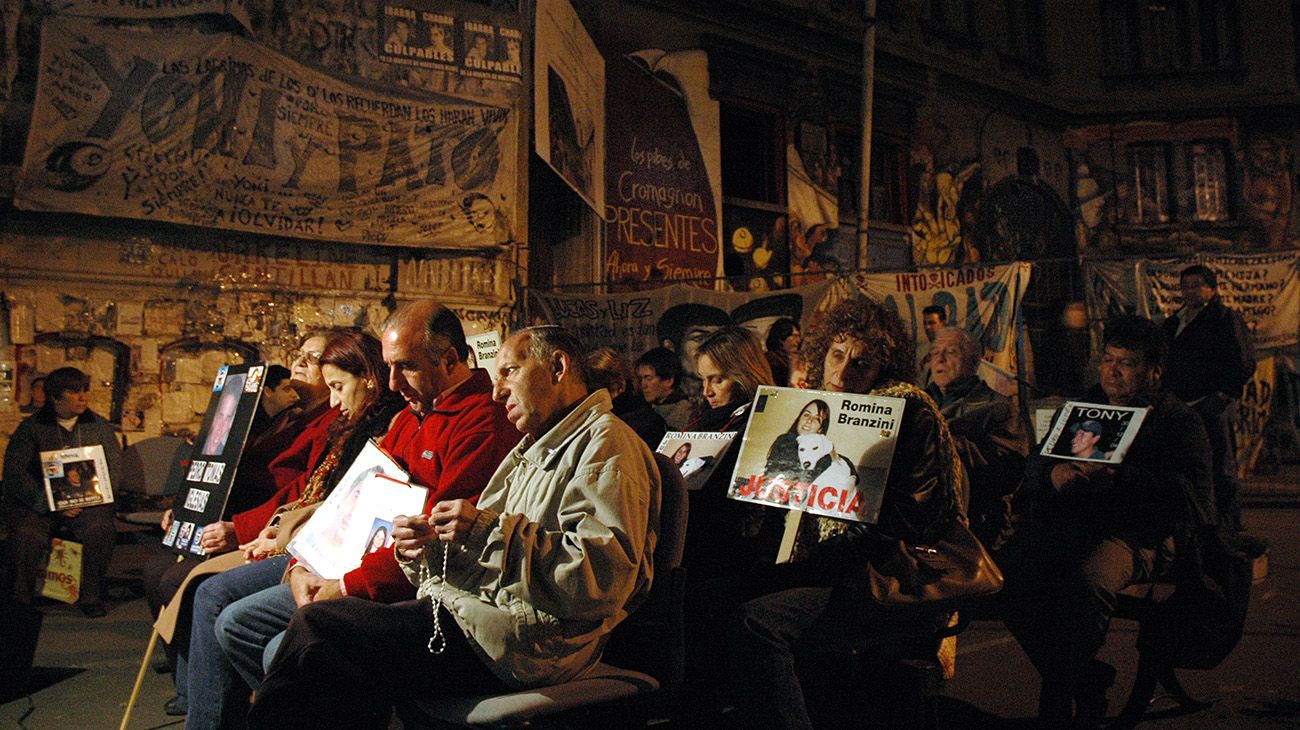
[
  {"x1": 727, "y1": 386, "x2": 905, "y2": 525},
  {"x1": 288, "y1": 471, "x2": 425, "y2": 580},
  {"x1": 363, "y1": 518, "x2": 395, "y2": 559},
  {"x1": 285, "y1": 441, "x2": 411, "y2": 577},
  {"x1": 1039, "y1": 401, "x2": 1150, "y2": 464},
  {"x1": 166, "y1": 362, "x2": 266, "y2": 555},
  {"x1": 656, "y1": 432, "x2": 737, "y2": 491},
  {"x1": 41, "y1": 445, "x2": 113, "y2": 512},
  {"x1": 379, "y1": 4, "x2": 458, "y2": 72}
]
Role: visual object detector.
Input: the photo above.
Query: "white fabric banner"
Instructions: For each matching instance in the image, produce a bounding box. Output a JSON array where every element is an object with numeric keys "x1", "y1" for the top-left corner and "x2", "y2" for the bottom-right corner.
[
  {"x1": 1084, "y1": 251, "x2": 1300, "y2": 350},
  {"x1": 17, "y1": 19, "x2": 518, "y2": 249},
  {"x1": 849, "y1": 262, "x2": 1032, "y2": 385}
]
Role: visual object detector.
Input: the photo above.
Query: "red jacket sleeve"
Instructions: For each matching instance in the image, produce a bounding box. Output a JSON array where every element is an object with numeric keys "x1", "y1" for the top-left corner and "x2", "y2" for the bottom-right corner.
[
  {"x1": 230, "y1": 407, "x2": 339, "y2": 544},
  {"x1": 341, "y1": 412, "x2": 519, "y2": 601}
]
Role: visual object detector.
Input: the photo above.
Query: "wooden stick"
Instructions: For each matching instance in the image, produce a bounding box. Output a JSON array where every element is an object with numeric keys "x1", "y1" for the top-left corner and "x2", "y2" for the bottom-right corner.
[
  {"x1": 119, "y1": 627, "x2": 161, "y2": 730},
  {"x1": 120, "y1": 553, "x2": 182, "y2": 729}
]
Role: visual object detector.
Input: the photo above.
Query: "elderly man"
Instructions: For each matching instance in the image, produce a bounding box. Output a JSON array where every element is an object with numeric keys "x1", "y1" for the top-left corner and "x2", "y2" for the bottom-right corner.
[
  {"x1": 1000, "y1": 316, "x2": 1214, "y2": 725},
  {"x1": 184, "y1": 301, "x2": 520, "y2": 730},
  {"x1": 926, "y1": 327, "x2": 1028, "y2": 551},
  {"x1": 1162, "y1": 264, "x2": 1254, "y2": 530},
  {"x1": 247, "y1": 326, "x2": 661, "y2": 729}
]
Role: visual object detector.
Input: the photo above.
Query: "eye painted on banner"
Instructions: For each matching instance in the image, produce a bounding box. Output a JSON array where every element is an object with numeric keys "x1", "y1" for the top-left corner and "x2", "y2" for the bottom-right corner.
[
  {"x1": 451, "y1": 127, "x2": 500, "y2": 191},
  {"x1": 44, "y1": 140, "x2": 111, "y2": 192}
]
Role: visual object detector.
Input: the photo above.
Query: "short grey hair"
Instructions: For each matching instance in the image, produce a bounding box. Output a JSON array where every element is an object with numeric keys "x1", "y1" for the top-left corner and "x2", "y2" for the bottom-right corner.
[
  {"x1": 383, "y1": 301, "x2": 469, "y2": 362},
  {"x1": 935, "y1": 326, "x2": 982, "y2": 374},
  {"x1": 518, "y1": 325, "x2": 589, "y2": 387}
]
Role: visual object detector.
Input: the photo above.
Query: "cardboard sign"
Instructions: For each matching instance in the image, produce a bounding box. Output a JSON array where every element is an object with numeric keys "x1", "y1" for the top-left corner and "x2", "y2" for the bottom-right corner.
[
  {"x1": 41, "y1": 445, "x2": 113, "y2": 512},
  {"x1": 287, "y1": 441, "x2": 420, "y2": 579},
  {"x1": 1039, "y1": 401, "x2": 1150, "y2": 464},
  {"x1": 727, "y1": 386, "x2": 905, "y2": 524},
  {"x1": 655, "y1": 431, "x2": 737, "y2": 491},
  {"x1": 162, "y1": 362, "x2": 264, "y2": 556}
]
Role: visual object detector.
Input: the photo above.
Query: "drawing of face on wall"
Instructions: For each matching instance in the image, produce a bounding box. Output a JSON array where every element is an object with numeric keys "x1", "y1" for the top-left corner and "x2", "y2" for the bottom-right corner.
[{"x1": 462, "y1": 193, "x2": 497, "y2": 233}]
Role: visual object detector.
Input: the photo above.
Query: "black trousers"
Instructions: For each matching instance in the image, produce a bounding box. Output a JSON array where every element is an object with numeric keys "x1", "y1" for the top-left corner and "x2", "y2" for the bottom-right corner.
[
  {"x1": 1195, "y1": 397, "x2": 1242, "y2": 529},
  {"x1": 724, "y1": 562, "x2": 933, "y2": 730},
  {"x1": 999, "y1": 527, "x2": 1158, "y2": 703},
  {"x1": 1, "y1": 501, "x2": 115, "y2": 605},
  {"x1": 249, "y1": 597, "x2": 509, "y2": 730}
]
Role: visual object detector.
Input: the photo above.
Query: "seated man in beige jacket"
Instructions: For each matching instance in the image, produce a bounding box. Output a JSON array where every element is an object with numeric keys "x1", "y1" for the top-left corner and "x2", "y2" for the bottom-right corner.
[{"x1": 248, "y1": 325, "x2": 662, "y2": 729}]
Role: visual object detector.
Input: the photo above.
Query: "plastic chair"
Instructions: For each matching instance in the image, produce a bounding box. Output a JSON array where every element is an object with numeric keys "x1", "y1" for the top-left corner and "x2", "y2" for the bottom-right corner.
[
  {"x1": 117, "y1": 436, "x2": 188, "y2": 526},
  {"x1": 400, "y1": 451, "x2": 689, "y2": 728}
]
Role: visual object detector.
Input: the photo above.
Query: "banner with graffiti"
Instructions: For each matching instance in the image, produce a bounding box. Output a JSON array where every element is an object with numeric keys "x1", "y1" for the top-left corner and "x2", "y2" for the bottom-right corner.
[
  {"x1": 55, "y1": 0, "x2": 251, "y2": 30},
  {"x1": 16, "y1": 19, "x2": 517, "y2": 249},
  {"x1": 1235, "y1": 356, "x2": 1276, "y2": 477},
  {"x1": 535, "y1": 0, "x2": 603, "y2": 213},
  {"x1": 603, "y1": 52, "x2": 719, "y2": 290},
  {"x1": 531, "y1": 281, "x2": 832, "y2": 389},
  {"x1": 1083, "y1": 251, "x2": 1300, "y2": 349},
  {"x1": 849, "y1": 262, "x2": 1032, "y2": 382}
]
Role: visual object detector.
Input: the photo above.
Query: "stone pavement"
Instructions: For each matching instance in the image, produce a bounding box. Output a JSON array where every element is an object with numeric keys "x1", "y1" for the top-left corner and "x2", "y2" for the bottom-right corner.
[{"x1": 2, "y1": 469, "x2": 1298, "y2": 729}]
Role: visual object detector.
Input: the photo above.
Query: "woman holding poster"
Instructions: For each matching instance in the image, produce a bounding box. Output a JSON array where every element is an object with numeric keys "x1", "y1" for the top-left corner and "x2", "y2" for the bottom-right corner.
[
  {"x1": 1, "y1": 366, "x2": 122, "y2": 618},
  {"x1": 176, "y1": 330, "x2": 404, "y2": 726},
  {"x1": 723, "y1": 297, "x2": 965, "y2": 728},
  {"x1": 683, "y1": 326, "x2": 783, "y2": 582}
]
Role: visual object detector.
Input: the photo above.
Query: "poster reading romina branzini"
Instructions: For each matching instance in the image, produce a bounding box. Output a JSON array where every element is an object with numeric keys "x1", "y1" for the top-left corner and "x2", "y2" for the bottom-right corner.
[
  {"x1": 655, "y1": 431, "x2": 737, "y2": 491},
  {"x1": 1039, "y1": 401, "x2": 1150, "y2": 464},
  {"x1": 727, "y1": 386, "x2": 905, "y2": 524}
]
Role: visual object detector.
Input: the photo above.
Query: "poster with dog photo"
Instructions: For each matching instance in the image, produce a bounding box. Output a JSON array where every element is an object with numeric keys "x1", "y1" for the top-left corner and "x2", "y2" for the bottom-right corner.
[
  {"x1": 1039, "y1": 401, "x2": 1150, "y2": 464},
  {"x1": 727, "y1": 386, "x2": 905, "y2": 524},
  {"x1": 655, "y1": 432, "x2": 738, "y2": 491}
]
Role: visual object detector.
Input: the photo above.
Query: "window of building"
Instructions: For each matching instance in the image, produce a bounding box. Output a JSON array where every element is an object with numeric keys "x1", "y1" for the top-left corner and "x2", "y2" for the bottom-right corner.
[
  {"x1": 926, "y1": 0, "x2": 974, "y2": 35},
  {"x1": 1003, "y1": 0, "x2": 1046, "y2": 65},
  {"x1": 720, "y1": 101, "x2": 783, "y2": 205},
  {"x1": 1126, "y1": 144, "x2": 1171, "y2": 224},
  {"x1": 1188, "y1": 141, "x2": 1229, "y2": 221},
  {"x1": 1100, "y1": 0, "x2": 1241, "y2": 77},
  {"x1": 868, "y1": 133, "x2": 909, "y2": 226}
]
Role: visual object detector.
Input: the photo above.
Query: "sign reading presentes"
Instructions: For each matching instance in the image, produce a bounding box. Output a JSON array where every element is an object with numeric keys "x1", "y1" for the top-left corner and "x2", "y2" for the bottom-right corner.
[
  {"x1": 162, "y1": 362, "x2": 265, "y2": 556},
  {"x1": 18, "y1": 19, "x2": 517, "y2": 249}
]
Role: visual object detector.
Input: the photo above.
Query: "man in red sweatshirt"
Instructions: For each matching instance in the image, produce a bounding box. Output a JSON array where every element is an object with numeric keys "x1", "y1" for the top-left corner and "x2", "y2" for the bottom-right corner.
[{"x1": 187, "y1": 300, "x2": 519, "y2": 730}]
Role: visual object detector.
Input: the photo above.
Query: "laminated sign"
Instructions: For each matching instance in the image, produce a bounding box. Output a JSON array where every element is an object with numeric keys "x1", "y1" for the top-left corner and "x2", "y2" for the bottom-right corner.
[
  {"x1": 41, "y1": 445, "x2": 113, "y2": 512},
  {"x1": 727, "y1": 386, "x2": 905, "y2": 524}
]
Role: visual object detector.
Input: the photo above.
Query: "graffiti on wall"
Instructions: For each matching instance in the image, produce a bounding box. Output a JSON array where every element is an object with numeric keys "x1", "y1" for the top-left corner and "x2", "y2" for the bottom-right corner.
[
  {"x1": 1241, "y1": 136, "x2": 1292, "y2": 250},
  {"x1": 909, "y1": 145, "x2": 981, "y2": 266}
]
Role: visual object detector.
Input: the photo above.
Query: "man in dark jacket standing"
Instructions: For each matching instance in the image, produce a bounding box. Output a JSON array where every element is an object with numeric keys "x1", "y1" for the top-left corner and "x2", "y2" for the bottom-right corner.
[
  {"x1": 2, "y1": 367, "x2": 123, "y2": 617},
  {"x1": 1161, "y1": 264, "x2": 1254, "y2": 530}
]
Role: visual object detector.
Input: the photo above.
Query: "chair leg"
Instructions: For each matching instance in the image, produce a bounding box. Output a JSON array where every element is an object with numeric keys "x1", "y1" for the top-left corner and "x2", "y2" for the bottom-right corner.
[
  {"x1": 1112, "y1": 658, "x2": 1160, "y2": 729},
  {"x1": 1156, "y1": 667, "x2": 1211, "y2": 711}
]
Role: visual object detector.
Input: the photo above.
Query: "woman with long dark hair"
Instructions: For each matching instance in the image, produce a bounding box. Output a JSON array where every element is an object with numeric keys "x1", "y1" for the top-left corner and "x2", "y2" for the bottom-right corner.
[
  {"x1": 178, "y1": 330, "x2": 405, "y2": 728},
  {"x1": 763, "y1": 398, "x2": 830, "y2": 477}
]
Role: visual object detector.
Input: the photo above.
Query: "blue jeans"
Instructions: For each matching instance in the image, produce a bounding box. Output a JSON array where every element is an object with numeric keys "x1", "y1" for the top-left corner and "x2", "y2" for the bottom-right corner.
[
  {"x1": 185, "y1": 555, "x2": 291, "y2": 730},
  {"x1": 215, "y1": 581, "x2": 298, "y2": 690}
]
